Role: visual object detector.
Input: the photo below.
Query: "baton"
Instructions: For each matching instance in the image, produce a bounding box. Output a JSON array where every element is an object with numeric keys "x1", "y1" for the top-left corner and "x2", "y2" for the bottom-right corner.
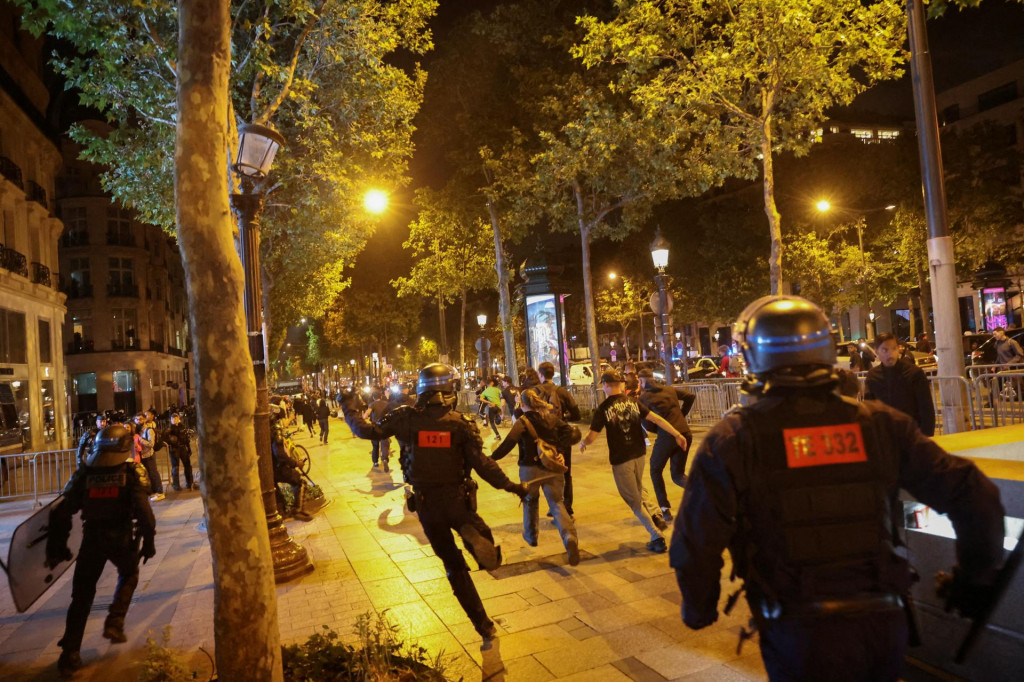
[{"x1": 955, "y1": 526, "x2": 1024, "y2": 664}]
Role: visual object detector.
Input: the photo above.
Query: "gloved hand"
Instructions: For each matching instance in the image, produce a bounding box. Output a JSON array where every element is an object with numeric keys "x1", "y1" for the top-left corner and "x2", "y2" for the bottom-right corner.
[
  {"x1": 140, "y1": 538, "x2": 156, "y2": 565},
  {"x1": 45, "y1": 546, "x2": 72, "y2": 569},
  {"x1": 506, "y1": 482, "x2": 529, "y2": 500},
  {"x1": 682, "y1": 607, "x2": 719, "y2": 630},
  {"x1": 936, "y1": 567, "x2": 997, "y2": 620}
]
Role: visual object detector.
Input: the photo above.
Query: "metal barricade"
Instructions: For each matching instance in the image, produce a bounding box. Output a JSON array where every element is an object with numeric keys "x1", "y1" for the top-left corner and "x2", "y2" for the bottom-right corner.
[
  {"x1": 926, "y1": 376, "x2": 977, "y2": 434},
  {"x1": 565, "y1": 384, "x2": 600, "y2": 413},
  {"x1": 966, "y1": 363, "x2": 1024, "y2": 382},
  {"x1": 456, "y1": 389, "x2": 478, "y2": 413},
  {"x1": 0, "y1": 449, "x2": 78, "y2": 505},
  {"x1": 972, "y1": 372, "x2": 1024, "y2": 430},
  {"x1": 680, "y1": 383, "x2": 727, "y2": 427}
]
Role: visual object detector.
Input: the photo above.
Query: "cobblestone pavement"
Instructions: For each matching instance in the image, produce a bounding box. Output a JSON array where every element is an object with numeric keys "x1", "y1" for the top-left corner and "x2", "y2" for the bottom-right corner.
[{"x1": 0, "y1": 415, "x2": 766, "y2": 681}]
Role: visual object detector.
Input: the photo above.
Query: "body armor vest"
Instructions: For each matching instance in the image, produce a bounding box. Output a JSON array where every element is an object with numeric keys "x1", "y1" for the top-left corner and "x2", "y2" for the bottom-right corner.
[
  {"x1": 391, "y1": 407, "x2": 470, "y2": 487},
  {"x1": 81, "y1": 463, "x2": 132, "y2": 523},
  {"x1": 735, "y1": 392, "x2": 909, "y2": 603}
]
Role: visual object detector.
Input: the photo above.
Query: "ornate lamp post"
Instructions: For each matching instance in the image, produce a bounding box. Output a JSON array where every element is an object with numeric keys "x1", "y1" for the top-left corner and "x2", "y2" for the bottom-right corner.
[
  {"x1": 476, "y1": 313, "x2": 490, "y2": 380},
  {"x1": 650, "y1": 230, "x2": 675, "y2": 384},
  {"x1": 230, "y1": 123, "x2": 312, "y2": 582}
]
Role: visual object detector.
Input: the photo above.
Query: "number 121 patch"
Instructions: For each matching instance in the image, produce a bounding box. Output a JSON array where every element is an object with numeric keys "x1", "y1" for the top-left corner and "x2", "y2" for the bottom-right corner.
[{"x1": 783, "y1": 423, "x2": 866, "y2": 468}]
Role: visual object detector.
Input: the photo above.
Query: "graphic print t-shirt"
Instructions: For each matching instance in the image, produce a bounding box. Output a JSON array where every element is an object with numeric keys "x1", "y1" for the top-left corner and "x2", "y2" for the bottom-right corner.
[{"x1": 590, "y1": 394, "x2": 649, "y2": 464}]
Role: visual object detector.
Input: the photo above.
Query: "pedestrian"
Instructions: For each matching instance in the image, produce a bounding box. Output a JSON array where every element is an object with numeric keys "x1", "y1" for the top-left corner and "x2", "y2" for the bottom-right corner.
[
  {"x1": 579, "y1": 370, "x2": 687, "y2": 553},
  {"x1": 992, "y1": 326, "x2": 1024, "y2": 367},
  {"x1": 865, "y1": 333, "x2": 936, "y2": 436},
  {"x1": 364, "y1": 389, "x2": 392, "y2": 470},
  {"x1": 916, "y1": 331, "x2": 933, "y2": 354},
  {"x1": 136, "y1": 411, "x2": 164, "y2": 501},
  {"x1": 491, "y1": 386, "x2": 579, "y2": 564},
  {"x1": 479, "y1": 377, "x2": 503, "y2": 443},
  {"x1": 671, "y1": 295, "x2": 1004, "y2": 681},
  {"x1": 164, "y1": 413, "x2": 195, "y2": 490},
  {"x1": 342, "y1": 363, "x2": 529, "y2": 643},
  {"x1": 637, "y1": 368, "x2": 696, "y2": 522},
  {"x1": 316, "y1": 398, "x2": 330, "y2": 444},
  {"x1": 46, "y1": 425, "x2": 156, "y2": 676},
  {"x1": 537, "y1": 361, "x2": 580, "y2": 514},
  {"x1": 499, "y1": 375, "x2": 519, "y2": 422},
  {"x1": 717, "y1": 344, "x2": 735, "y2": 377},
  {"x1": 301, "y1": 395, "x2": 316, "y2": 436}
]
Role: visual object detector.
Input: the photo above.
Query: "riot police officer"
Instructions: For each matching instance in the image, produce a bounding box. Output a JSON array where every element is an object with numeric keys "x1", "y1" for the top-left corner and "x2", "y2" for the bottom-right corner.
[
  {"x1": 670, "y1": 296, "x2": 1005, "y2": 681},
  {"x1": 75, "y1": 414, "x2": 108, "y2": 467},
  {"x1": 342, "y1": 363, "x2": 528, "y2": 642},
  {"x1": 46, "y1": 424, "x2": 156, "y2": 677}
]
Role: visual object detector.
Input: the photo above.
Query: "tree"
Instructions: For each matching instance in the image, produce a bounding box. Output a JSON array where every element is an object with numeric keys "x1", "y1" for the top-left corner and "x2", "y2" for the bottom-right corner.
[
  {"x1": 595, "y1": 275, "x2": 650, "y2": 360},
  {"x1": 323, "y1": 288, "x2": 422, "y2": 370},
  {"x1": 174, "y1": 0, "x2": 280, "y2": 677},
  {"x1": 579, "y1": 0, "x2": 907, "y2": 295},
  {"x1": 17, "y1": 0, "x2": 435, "y2": 346}
]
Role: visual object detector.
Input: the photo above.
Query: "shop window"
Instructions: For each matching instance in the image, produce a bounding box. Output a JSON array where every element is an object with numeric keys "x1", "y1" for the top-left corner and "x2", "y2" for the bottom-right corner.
[
  {"x1": 113, "y1": 370, "x2": 139, "y2": 416},
  {"x1": 42, "y1": 380, "x2": 55, "y2": 442},
  {"x1": 74, "y1": 372, "x2": 98, "y2": 413}
]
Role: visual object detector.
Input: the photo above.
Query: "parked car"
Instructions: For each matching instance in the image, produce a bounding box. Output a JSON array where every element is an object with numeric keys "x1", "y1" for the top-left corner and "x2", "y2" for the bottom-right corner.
[
  {"x1": 969, "y1": 329, "x2": 1024, "y2": 366},
  {"x1": 685, "y1": 357, "x2": 720, "y2": 379},
  {"x1": 567, "y1": 361, "x2": 612, "y2": 385}
]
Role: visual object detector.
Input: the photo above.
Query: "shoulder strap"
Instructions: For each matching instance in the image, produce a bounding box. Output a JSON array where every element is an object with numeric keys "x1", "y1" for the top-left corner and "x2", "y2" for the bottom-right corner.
[{"x1": 520, "y1": 413, "x2": 540, "y2": 441}]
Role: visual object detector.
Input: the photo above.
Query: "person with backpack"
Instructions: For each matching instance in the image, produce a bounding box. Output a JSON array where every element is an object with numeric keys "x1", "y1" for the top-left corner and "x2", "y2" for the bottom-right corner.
[{"x1": 491, "y1": 387, "x2": 579, "y2": 565}]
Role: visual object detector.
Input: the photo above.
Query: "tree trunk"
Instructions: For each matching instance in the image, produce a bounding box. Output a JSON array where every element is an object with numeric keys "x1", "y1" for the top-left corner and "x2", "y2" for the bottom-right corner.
[
  {"x1": 574, "y1": 183, "x2": 601, "y2": 391},
  {"x1": 460, "y1": 287, "x2": 467, "y2": 378},
  {"x1": 835, "y1": 307, "x2": 846, "y2": 343},
  {"x1": 486, "y1": 199, "x2": 519, "y2": 382},
  {"x1": 620, "y1": 322, "x2": 630, "y2": 362},
  {"x1": 175, "y1": 2, "x2": 282, "y2": 680},
  {"x1": 908, "y1": 294, "x2": 918, "y2": 340},
  {"x1": 761, "y1": 125, "x2": 784, "y2": 296}
]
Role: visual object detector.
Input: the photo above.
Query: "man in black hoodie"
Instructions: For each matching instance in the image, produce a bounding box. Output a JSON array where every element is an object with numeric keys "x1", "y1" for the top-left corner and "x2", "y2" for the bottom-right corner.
[
  {"x1": 638, "y1": 368, "x2": 696, "y2": 521},
  {"x1": 865, "y1": 333, "x2": 936, "y2": 437}
]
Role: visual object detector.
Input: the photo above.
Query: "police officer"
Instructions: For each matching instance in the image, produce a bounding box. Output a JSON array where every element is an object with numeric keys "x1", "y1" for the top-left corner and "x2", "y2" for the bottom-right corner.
[
  {"x1": 270, "y1": 417, "x2": 313, "y2": 522},
  {"x1": 637, "y1": 368, "x2": 695, "y2": 521},
  {"x1": 75, "y1": 414, "x2": 108, "y2": 467},
  {"x1": 342, "y1": 363, "x2": 528, "y2": 642},
  {"x1": 46, "y1": 424, "x2": 156, "y2": 677},
  {"x1": 671, "y1": 296, "x2": 1005, "y2": 681}
]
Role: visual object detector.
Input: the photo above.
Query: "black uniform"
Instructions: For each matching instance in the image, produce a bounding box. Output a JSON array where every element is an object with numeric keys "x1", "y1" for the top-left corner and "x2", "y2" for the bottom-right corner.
[
  {"x1": 343, "y1": 397, "x2": 520, "y2": 637},
  {"x1": 639, "y1": 382, "x2": 696, "y2": 513},
  {"x1": 47, "y1": 458, "x2": 155, "y2": 656},
  {"x1": 164, "y1": 423, "x2": 194, "y2": 490},
  {"x1": 671, "y1": 389, "x2": 1004, "y2": 681}
]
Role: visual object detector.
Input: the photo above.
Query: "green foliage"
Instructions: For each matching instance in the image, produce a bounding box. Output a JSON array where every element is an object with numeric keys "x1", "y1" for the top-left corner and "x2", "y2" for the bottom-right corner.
[
  {"x1": 596, "y1": 276, "x2": 650, "y2": 347},
  {"x1": 323, "y1": 286, "x2": 422, "y2": 358},
  {"x1": 15, "y1": 0, "x2": 437, "y2": 335},
  {"x1": 282, "y1": 613, "x2": 447, "y2": 681},
  {"x1": 136, "y1": 626, "x2": 198, "y2": 682}
]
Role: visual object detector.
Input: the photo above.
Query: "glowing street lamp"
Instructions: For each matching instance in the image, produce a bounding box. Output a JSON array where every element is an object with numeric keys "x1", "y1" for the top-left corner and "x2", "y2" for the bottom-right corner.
[
  {"x1": 476, "y1": 314, "x2": 490, "y2": 378},
  {"x1": 363, "y1": 189, "x2": 389, "y2": 215},
  {"x1": 650, "y1": 229, "x2": 674, "y2": 383}
]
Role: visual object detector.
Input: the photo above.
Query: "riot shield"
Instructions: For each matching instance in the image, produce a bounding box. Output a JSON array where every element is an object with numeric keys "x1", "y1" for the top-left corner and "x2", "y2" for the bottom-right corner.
[{"x1": 2, "y1": 497, "x2": 82, "y2": 612}]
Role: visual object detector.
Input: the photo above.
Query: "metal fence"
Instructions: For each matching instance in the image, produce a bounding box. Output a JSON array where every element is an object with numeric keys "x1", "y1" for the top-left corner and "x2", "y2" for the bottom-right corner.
[
  {"x1": 972, "y1": 372, "x2": 1024, "y2": 430},
  {"x1": 927, "y1": 376, "x2": 977, "y2": 434}
]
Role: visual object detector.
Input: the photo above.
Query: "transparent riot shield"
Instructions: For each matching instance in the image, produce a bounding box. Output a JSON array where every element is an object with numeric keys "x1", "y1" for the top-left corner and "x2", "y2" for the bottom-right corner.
[{"x1": 2, "y1": 497, "x2": 82, "y2": 612}]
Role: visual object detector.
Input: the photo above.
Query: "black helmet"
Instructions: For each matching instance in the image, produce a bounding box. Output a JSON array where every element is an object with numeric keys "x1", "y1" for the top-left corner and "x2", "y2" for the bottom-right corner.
[
  {"x1": 87, "y1": 424, "x2": 133, "y2": 468},
  {"x1": 417, "y1": 363, "x2": 457, "y2": 406},
  {"x1": 733, "y1": 295, "x2": 836, "y2": 390}
]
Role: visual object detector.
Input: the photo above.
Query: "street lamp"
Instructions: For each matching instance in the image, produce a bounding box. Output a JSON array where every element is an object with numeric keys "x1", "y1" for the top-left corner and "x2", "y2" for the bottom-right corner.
[
  {"x1": 475, "y1": 314, "x2": 490, "y2": 380},
  {"x1": 349, "y1": 359, "x2": 356, "y2": 383},
  {"x1": 650, "y1": 229, "x2": 675, "y2": 384},
  {"x1": 230, "y1": 123, "x2": 312, "y2": 582},
  {"x1": 363, "y1": 188, "x2": 389, "y2": 215}
]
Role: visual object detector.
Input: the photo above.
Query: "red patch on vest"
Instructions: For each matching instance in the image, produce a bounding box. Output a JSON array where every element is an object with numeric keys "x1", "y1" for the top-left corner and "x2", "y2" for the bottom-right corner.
[
  {"x1": 783, "y1": 423, "x2": 867, "y2": 468},
  {"x1": 88, "y1": 487, "x2": 120, "y2": 498},
  {"x1": 418, "y1": 431, "x2": 451, "y2": 448}
]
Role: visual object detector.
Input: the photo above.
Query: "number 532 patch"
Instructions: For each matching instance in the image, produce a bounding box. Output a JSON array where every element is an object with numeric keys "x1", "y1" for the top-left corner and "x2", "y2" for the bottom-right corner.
[{"x1": 783, "y1": 423, "x2": 866, "y2": 468}]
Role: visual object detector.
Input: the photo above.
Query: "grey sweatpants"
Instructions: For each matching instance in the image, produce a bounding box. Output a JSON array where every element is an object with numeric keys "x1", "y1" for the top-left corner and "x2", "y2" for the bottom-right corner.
[{"x1": 611, "y1": 455, "x2": 663, "y2": 541}]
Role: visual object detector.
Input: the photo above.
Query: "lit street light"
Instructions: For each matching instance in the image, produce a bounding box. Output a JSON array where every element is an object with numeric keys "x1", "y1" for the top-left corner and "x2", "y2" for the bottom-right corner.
[
  {"x1": 364, "y1": 188, "x2": 389, "y2": 215},
  {"x1": 650, "y1": 230, "x2": 676, "y2": 384},
  {"x1": 476, "y1": 313, "x2": 490, "y2": 380},
  {"x1": 230, "y1": 123, "x2": 312, "y2": 581}
]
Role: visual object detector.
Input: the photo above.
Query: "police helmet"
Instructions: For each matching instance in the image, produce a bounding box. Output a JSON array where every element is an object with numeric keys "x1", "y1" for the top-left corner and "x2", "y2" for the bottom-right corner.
[
  {"x1": 87, "y1": 424, "x2": 134, "y2": 468},
  {"x1": 733, "y1": 295, "x2": 836, "y2": 390},
  {"x1": 417, "y1": 363, "x2": 457, "y2": 406}
]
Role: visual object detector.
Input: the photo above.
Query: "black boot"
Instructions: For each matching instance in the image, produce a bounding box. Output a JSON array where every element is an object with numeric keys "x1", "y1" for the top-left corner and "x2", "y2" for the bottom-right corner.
[
  {"x1": 103, "y1": 616, "x2": 127, "y2": 643},
  {"x1": 58, "y1": 650, "x2": 83, "y2": 677}
]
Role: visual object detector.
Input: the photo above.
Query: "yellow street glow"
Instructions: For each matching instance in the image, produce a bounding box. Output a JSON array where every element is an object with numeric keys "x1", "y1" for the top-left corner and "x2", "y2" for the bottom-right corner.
[
  {"x1": 815, "y1": 199, "x2": 831, "y2": 212},
  {"x1": 364, "y1": 189, "x2": 389, "y2": 215}
]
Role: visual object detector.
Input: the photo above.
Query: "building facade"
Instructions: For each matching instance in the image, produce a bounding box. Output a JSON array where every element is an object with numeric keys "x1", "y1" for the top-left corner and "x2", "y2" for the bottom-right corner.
[
  {"x1": 0, "y1": 5, "x2": 68, "y2": 452},
  {"x1": 58, "y1": 122, "x2": 190, "y2": 419}
]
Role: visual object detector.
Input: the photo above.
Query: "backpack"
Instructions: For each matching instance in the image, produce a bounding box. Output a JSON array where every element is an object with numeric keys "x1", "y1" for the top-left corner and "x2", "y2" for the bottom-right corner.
[{"x1": 520, "y1": 415, "x2": 568, "y2": 473}]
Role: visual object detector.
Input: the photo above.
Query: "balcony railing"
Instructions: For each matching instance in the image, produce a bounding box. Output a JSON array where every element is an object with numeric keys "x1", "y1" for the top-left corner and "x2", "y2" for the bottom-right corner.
[
  {"x1": 0, "y1": 156, "x2": 23, "y2": 189},
  {"x1": 150, "y1": 340, "x2": 164, "y2": 353},
  {"x1": 62, "y1": 280, "x2": 93, "y2": 298},
  {"x1": 0, "y1": 245, "x2": 28, "y2": 278},
  {"x1": 106, "y1": 231, "x2": 135, "y2": 247},
  {"x1": 107, "y1": 282, "x2": 139, "y2": 298},
  {"x1": 60, "y1": 231, "x2": 90, "y2": 248},
  {"x1": 67, "y1": 338, "x2": 95, "y2": 354},
  {"x1": 168, "y1": 346, "x2": 184, "y2": 357},
  {"x1": 31, "y1": 262, "x2": 51, "y2": 287},
  {"x1": 111, "y1": 337, "x2": 141, "y2": 351},
  {"x1": 26, "y1": 180, "x2": 47, "y2": 209}
]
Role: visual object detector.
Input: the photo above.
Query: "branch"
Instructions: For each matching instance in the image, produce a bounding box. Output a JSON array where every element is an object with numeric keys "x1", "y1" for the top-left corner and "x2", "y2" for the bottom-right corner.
[
  {"x1": 140, "y1": 13, "x2": 177, "y2": 79},
  {"x1": 254, "y1": 0, "x2": 327, "y2": 125}
]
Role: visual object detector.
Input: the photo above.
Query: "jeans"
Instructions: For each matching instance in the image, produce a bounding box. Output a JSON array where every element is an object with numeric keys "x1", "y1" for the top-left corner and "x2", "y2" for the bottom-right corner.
[
  {"x1": 649, "y1": 431, "x2": 690, "y2": 511},
  {"x1": 371, "y1": 438, "x2": 391, "y2": 465},
  {"x1": 168, "y1": 447, "x2": 193, "y2": 489},
  {"x1": 319, "y1": 418, "x2": 329, "y2": 443},
  {"x1": 611, "y1": 455, "x2": 662, "y2": 541},
  {"x1": 520, "y1": 464, "x2": 577, "y2": 547},
  {"x1": 140, "y1": 456, "x2": 162, "y2": 494},
  {"x1": 485, "y1": 407, "x2": 501, "y2": 439}
]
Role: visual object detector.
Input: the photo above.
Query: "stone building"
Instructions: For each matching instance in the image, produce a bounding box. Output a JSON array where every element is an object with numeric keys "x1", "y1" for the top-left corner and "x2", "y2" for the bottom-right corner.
[
  {"x1": 0, "y1": 5, "x2": 67, "y2": 452},
  {"x1": 57, "y1": 121, "x2": 190, "y2": 419}
]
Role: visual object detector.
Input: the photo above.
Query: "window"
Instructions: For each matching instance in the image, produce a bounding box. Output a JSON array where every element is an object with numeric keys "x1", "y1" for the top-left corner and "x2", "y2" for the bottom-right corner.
[
  {"x1": 941, "y1": 103, "x2": 960, "y2": 124},
  {"x1": 71, "y1": 313, "x2": 93, "y2": 351},
  {"x1": 0, "y1": 309, "x2": 27, "y2": 364},
  {"x1": 108, "y1": 257, "x2": 135, "y2": 296},
  {"x1": 112, "y1": 370, "x2": 139, "y2": 415},
  {"x1": 64, "y1": 206, "x2": 87, "y2": 234},
  {"x1": 69, "y1": 257, "x2": 90, "y2": 287},
  {"x1": 978, "y1": 82, "x2": 1017, "y2": 112},
  {"x1": 38, "y1": 319, "x2": 51, "y2": 363},
  {"x1": 42, "y1": 380, "x2": 55, "y2": 442},
  {"x1": 106, "y1": 206, "x2": 132, "y2": 245},
  {"x1": 850, "y1": 128, "x2": 874, "y2": 142},
  {"x1": 876, "y1": 130, "x2": 900, "y2": 140},
  {"x1": 74, "y1": 372, "x2": 98, "y2": 413},
  {"x1": 111, "y1": 308, "x2": 138, "y2": 349}
]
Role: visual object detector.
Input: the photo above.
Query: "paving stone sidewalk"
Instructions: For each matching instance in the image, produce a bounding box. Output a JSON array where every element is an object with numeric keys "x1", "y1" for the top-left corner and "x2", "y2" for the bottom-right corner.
[{"x1": 0, "y1": 416, "x2": 766, "y2": 681}]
